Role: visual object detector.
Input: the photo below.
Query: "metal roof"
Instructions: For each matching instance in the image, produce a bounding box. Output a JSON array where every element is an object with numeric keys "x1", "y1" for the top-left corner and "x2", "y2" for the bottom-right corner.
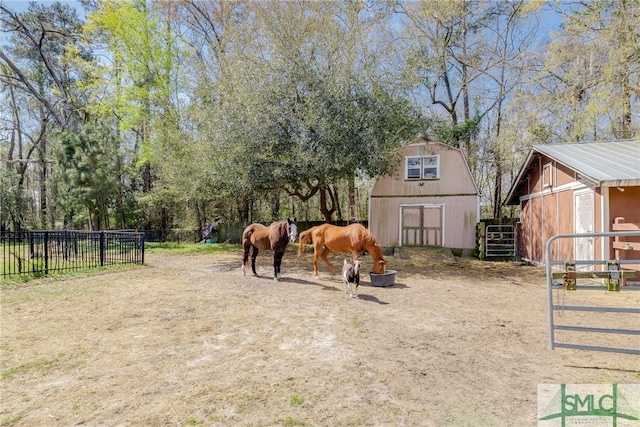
[
  {"x1": 504, "y1": 140, "x2": 640, "y2": 205},
  {"x1": 534, "y1": 140, "x2": 640, "y2": 185}
]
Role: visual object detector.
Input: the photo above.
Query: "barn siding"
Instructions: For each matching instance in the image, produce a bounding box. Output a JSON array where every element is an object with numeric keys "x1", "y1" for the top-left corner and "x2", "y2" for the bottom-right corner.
[
  {"x1": 519, "y1": 162, "x2": 589, "y2": 264},
  {"x1": 531, "y1": 196, "x2": 544, "y2": 263},
  {"x1": 609, "y1": 186, "x2": 640, "y2": 225},
  {"x1": 595, "y1": 188, "x2": 604, "y2": 258},
  {"x1": 520, "y1": 199, "x2": 531, "y2": 262},
  {"x1": 608, "y1": 186, "x2": 640, "y2": 267},
  {"x1": 370, "y1": 195, "x2": 478, "y2": 248},
  {"x1": 553, "y1": 159, "x2": 577, "y2": 187},
  {"x1": 371, "y1": 143, "x2": 477, "y2": 197},
  {"x1": 542, "y1": 191, "x2": 558, "y2": 264},
  {"x1": 516, "y1": 162, "x2": 638, "y2": 267},
  {"x1": 558, "y1": 189, "x2": 574, "y2": 260},
  {"x1": 369, "y1": 197, "x2": 396, "y2": 248}
]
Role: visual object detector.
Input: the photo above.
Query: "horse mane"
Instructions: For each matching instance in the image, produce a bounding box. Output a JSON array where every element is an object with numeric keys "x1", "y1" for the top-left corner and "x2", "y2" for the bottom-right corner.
[
  {"x1": 362, "y1": 229, "x2": 384, "y2": 260},
  {"x1": 273, "y1": 220, "x2": 290, "y2": 245}
]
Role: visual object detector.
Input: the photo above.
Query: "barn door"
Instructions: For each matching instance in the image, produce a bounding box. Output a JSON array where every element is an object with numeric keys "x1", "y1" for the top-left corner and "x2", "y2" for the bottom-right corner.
[
  {"x1": 574, "y1": 190, "x2": 594, "y2": 270},
  {"x1": 400, "y1": 205, "x2": 443, "y2": 246}
]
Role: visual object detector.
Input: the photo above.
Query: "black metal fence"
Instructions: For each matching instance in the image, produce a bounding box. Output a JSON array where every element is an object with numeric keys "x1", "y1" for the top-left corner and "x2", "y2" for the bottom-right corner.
[
  {"x1": 143, "y1": 220, "x2": 368, "y2": 245},
  {"x1": 1, "y1": 230, "x2": 144, "y2": 279}
]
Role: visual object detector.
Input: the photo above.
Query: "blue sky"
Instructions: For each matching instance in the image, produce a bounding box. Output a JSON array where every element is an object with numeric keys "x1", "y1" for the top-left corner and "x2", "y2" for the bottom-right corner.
[
  {"x1": 3, "y1": 0, "x2": 81, "y2": 10},
  {"x1": 1, "y1": 0, "x2": 563, "y2": 56},
  {"x1": 1, "y1": 0, "x2": 85, "y2": 15}
]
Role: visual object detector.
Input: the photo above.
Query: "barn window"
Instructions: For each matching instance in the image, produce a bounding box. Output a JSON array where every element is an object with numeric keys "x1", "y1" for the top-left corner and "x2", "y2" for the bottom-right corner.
[
  {"x1": 543, "y1": 162, "x2": 552, "y2": 188},
  {"x1": 405, "y1": 155, "x2": 440, "y2": 180}
]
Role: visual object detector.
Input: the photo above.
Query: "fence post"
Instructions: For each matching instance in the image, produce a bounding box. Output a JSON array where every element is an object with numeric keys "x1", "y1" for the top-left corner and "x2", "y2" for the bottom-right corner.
[
  {"x1": 44, "y1": 231, "x2": 49, "y2": 275},
  {"x1": 99, "y1": 231, "x2": 105, "y2": 267},
  {"x1": 29, "y1": 231, "x2": 34, "y2": 274},
  {"x1": 477, "y1": 222, "x2": 486, "y2": 260},
  {"x1": 140, "y1": 232, "x2": 145, "y2": 265}
]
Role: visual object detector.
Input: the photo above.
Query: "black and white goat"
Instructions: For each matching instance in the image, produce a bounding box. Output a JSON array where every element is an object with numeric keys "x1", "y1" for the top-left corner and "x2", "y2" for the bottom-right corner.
[{"x1": 342, "y1": 258, "x2": 362, "y2": 298}]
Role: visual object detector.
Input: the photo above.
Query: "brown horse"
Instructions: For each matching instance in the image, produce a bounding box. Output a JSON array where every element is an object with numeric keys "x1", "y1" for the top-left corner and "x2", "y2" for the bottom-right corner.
[
  {"x1": 242, "y1": 218, "x2": 298, "y2": 281},
  {"x1": 297, "y1": 223, "x2": 386, "y2": 277}
]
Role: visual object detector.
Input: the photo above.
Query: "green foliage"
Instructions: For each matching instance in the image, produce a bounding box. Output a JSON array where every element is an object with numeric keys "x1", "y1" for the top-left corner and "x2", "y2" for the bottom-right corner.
[
  {"x1": 234, "y1": 78, "x2": 421, "y2": 192},
  {"x1": 0, "y1": 164, "x2": 23, "y2": 230},
  {"x1": 53, "y1": 121, "x2": 132, "y2": 229},
  {"x1": 4, "y1": 0, "x2": 638, "y2": 230},
  {"x1": 208, "y1": 3, "x2": 423, "y2": 219},
  {"x1": 431, "y1": 116, "x2": 481, "y2": 149},
  {"x1": 83, "y1": 0, "x2": 175, "y2": 134},
  {"x1": 515, "y1": 0, "x2": 640, "y2": 141},
  {"x1": 82, "y1": 0, "x2": 184, "y2": 229}
]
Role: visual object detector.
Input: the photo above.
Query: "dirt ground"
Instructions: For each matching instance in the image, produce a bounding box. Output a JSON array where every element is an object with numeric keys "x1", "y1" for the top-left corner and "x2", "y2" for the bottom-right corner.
[{"x1": 1, "y1": 246, "x2": 639, "y2": 427}]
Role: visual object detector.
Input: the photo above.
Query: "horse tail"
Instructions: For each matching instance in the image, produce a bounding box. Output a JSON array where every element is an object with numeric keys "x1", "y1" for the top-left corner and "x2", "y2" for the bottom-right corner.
[
  {"x1": 242, "y1": 225, "x2": 256, "y2": 244},
  {"x1": 297, "y1": 227, "x2": 315, "y2": 255}
]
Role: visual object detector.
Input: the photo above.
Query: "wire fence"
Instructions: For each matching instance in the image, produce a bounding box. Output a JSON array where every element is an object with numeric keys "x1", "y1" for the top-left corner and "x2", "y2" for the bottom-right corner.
[{"x1": 1, "y1": 230, "x2": 144, "y2": 279}]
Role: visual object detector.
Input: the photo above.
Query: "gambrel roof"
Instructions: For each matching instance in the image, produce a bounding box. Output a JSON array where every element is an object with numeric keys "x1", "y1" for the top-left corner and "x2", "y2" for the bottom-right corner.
[{"x1": 504, "y1": 140, "x2": 640, "y2": 205}]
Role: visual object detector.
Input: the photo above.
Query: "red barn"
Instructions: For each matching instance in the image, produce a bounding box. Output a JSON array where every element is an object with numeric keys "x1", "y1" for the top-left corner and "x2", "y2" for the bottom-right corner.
[{"x1": 504, "y1": 140, "x2": 640, "y2": 275}]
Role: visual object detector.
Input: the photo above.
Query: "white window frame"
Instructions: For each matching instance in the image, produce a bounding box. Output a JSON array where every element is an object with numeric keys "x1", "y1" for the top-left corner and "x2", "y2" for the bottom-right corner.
[
  {"x1": 542, "y1": 162, "x2": 553, "y2": 188},
  {"x1": 405, "y1": 155, "x2": 440, "y2": 180}
]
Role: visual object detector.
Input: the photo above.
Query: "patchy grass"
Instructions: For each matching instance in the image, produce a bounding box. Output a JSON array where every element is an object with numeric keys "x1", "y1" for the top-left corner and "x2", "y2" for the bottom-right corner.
[
  {"x1": 0, "y1": 242, "x2": 241, "y2": 287},
  {"x1": 145, "y1": 242, "x2": 242, "y2": 255},
  {"x1": 0, "y1": 411, "x2": 25, "y2": 426},
  {"x1": 290, "y1": 395, "x2": 304, "y2": 406},
  {"x1": 2, "y1": 354, "x2": 64, "y2": 380},
  {"x1": 0, "y1": 263, "x2": 135, "y2": 291},
  {"x1": 281, "y1": 417, "x2": 306, "y2": 426}
]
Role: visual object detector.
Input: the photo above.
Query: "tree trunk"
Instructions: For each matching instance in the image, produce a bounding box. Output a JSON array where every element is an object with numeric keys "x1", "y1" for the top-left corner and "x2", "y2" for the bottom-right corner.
[
  {"x1": 319, "y1": 187, "x2": 336, "y2": 223},
  {"x1": 493, "y1": 160, "x2": 502, "y2": 219},
  {"x1": 39, "y1": 133, "x2": 48, "y2": 228},
  {"x1": 271, "y1": 189, "x2": 280, "y2": 220}
]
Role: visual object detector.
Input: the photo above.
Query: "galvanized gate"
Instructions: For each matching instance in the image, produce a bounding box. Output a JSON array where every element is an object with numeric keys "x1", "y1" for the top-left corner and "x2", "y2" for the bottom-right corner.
[
  {"x1": 545, "y1": 231, "x2": 640, "y2": 354},
  {"x1": 485, "y1": 225, "x2": 516, "y2": 260}
]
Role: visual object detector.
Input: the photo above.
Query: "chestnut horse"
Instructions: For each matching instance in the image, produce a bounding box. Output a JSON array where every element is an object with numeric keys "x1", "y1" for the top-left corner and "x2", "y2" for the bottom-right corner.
[
  {"x1": 242, "y1": 218, "x2": 298, "y2": 281},
  {"x1": 297, "y1": 223, "x2": 386, "y2": 277}
]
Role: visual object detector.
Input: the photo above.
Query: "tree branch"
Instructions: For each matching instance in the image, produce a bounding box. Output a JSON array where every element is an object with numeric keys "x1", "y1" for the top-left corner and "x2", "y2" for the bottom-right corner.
[{"x1": 0, "y1": 49, "x2": 66, "y2": 126}]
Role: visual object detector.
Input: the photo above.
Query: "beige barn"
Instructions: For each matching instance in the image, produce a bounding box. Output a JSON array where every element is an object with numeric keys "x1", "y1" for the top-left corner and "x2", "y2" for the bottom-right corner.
[{"x1": 368, "y1": 138, "x2": 479, "y2": 250}]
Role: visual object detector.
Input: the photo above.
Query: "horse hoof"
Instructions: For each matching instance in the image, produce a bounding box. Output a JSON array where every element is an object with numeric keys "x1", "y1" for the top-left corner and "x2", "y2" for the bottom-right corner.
[{"x1": 274, "y1": 277, "x2": 279, "y2": 282}]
